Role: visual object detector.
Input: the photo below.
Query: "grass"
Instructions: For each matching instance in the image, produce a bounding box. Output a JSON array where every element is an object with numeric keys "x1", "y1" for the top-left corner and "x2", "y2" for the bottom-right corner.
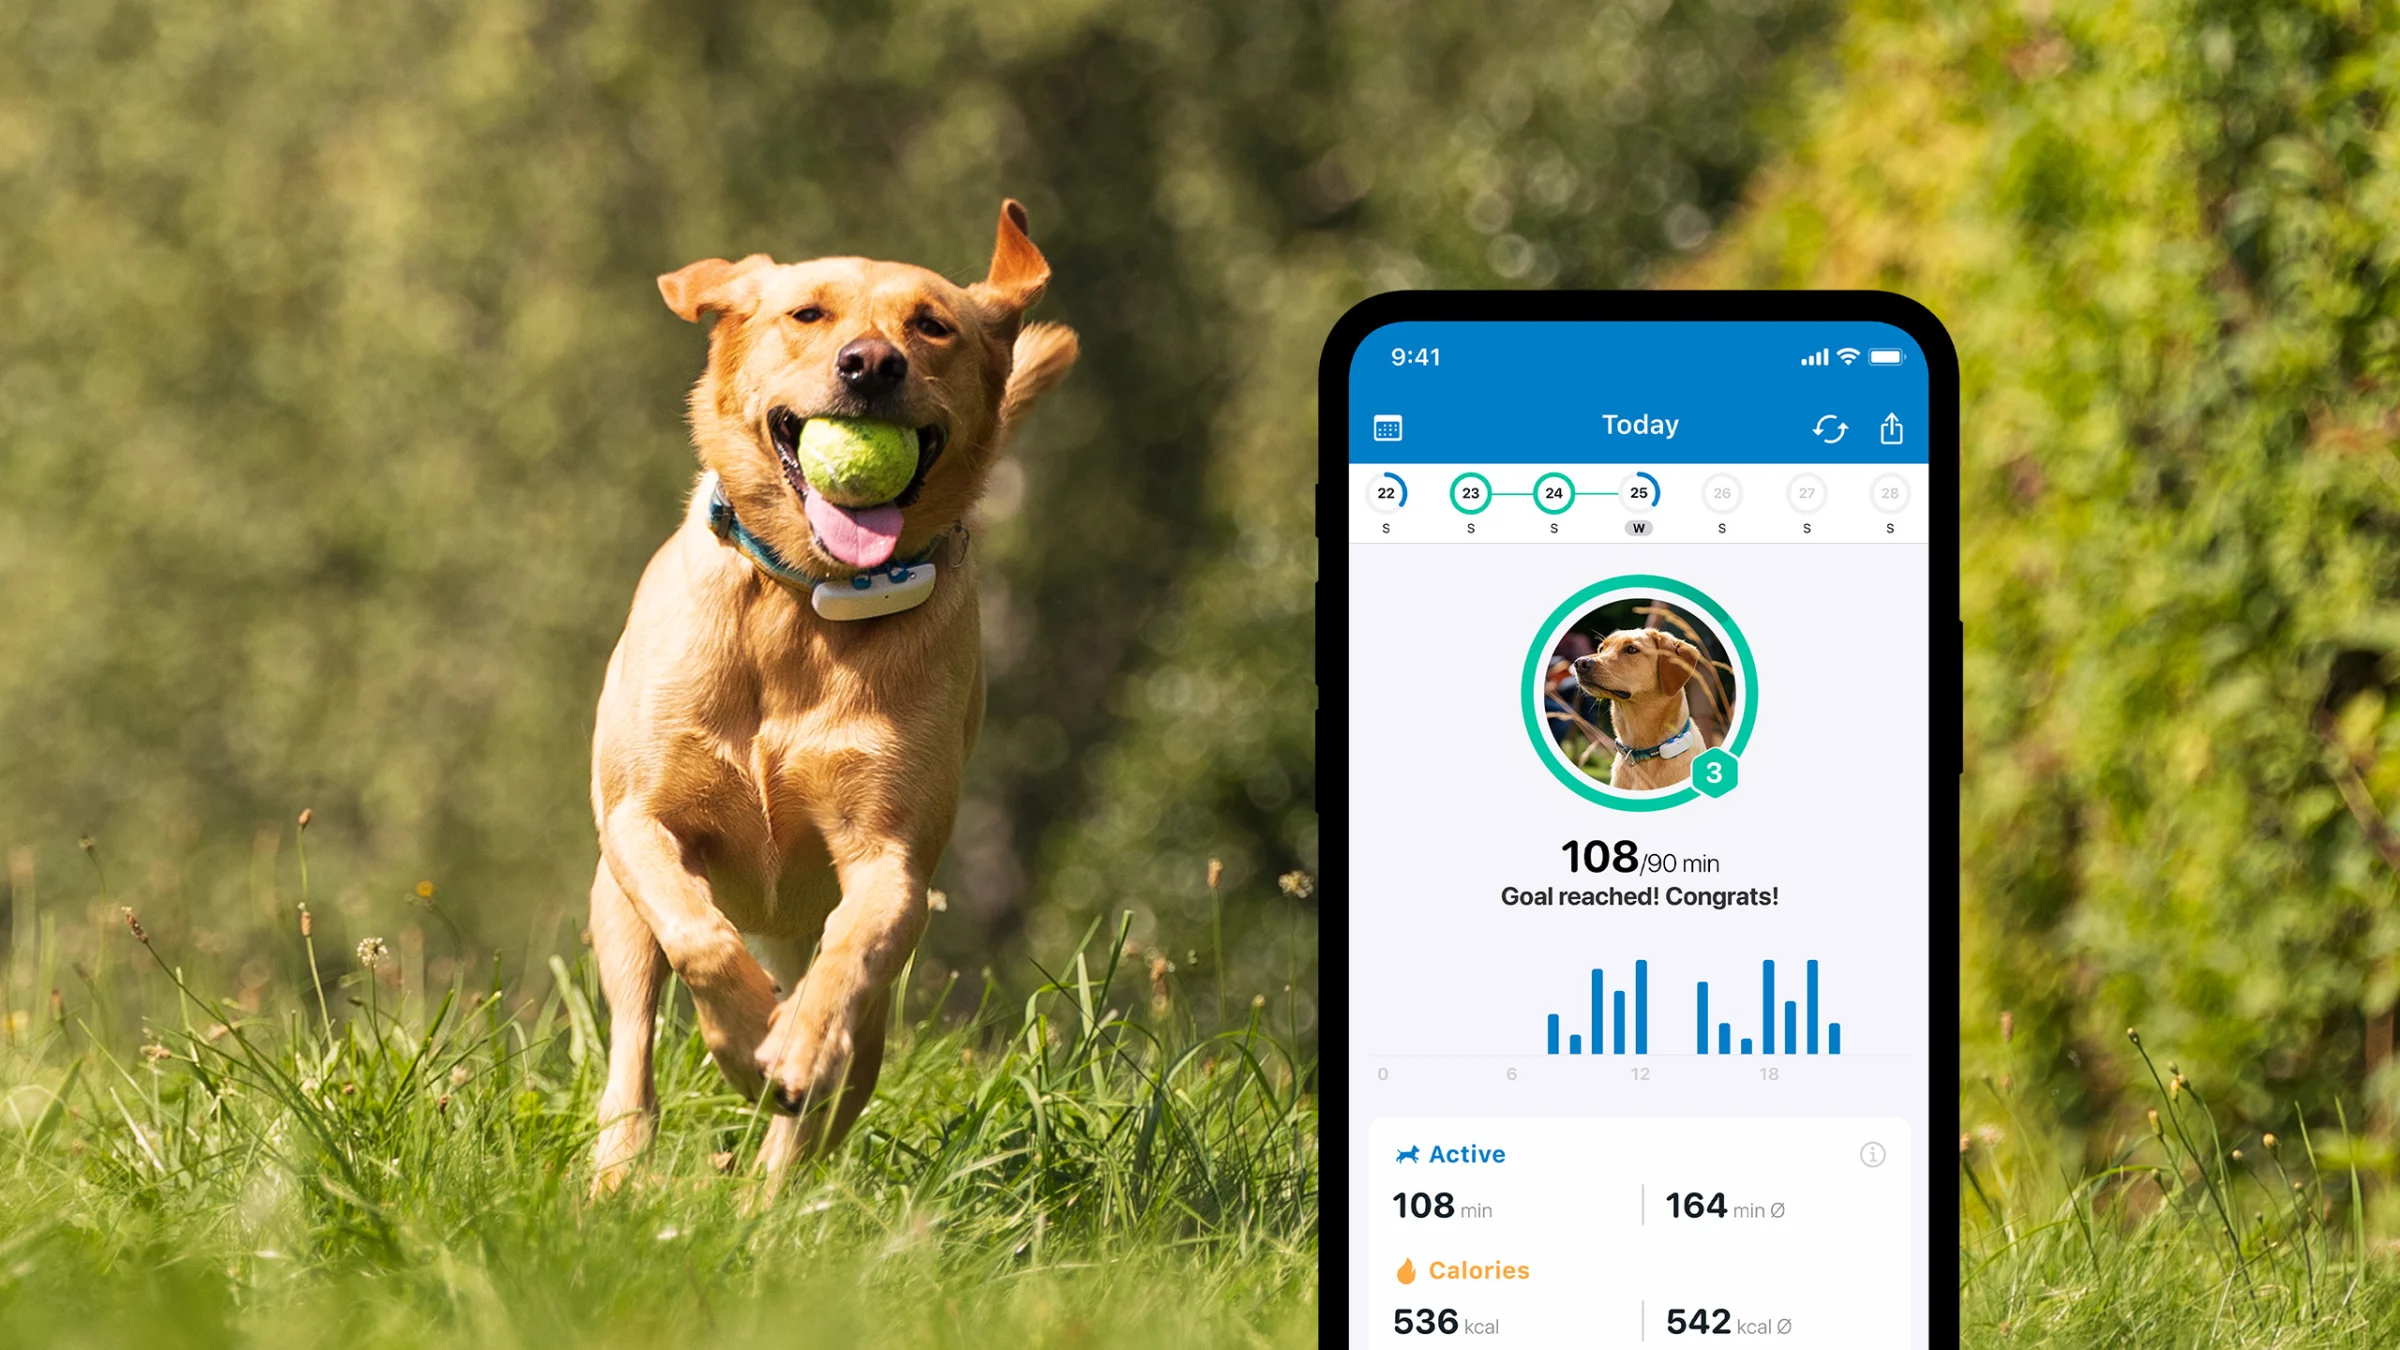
[
  {"x1": 1960, "y1": 1026, "x2": 2400, "y2": 1347},
  {"x1": 0, "y1": 891, "x2": 1317, "y2": 1348}
]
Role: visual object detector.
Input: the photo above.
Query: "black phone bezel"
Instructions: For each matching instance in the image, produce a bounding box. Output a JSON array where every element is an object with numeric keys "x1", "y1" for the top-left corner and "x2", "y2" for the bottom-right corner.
[{"x1": 1313, "y1": 289, "x2": 1963, "y2": 1346}]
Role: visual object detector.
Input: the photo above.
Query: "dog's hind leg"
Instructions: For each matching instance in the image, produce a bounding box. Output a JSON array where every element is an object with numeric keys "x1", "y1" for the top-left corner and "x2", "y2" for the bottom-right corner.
[
  {"x1": 823, "y1": 988, "x2": 892, "y2": 1146},
  {"x1": 591, "y1": 859, "x2": 667, "y2": 1193}
]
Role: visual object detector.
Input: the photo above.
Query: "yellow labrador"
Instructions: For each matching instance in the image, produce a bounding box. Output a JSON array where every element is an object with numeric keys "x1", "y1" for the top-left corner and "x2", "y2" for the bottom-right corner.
[
  {"x1": 1570, "y1": 628, "x2": 1709, "y2": 790},
  {"x1": 586, "y1": 202, "x2": 1077, "y2": 1187}
]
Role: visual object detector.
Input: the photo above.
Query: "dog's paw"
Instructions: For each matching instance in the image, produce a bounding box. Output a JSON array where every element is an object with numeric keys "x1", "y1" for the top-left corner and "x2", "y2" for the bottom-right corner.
[
  {"x1": 754, "y1": 997, "x2": 856, "y2": 1121},
  {"x1": 749, "y1": 1112, "x2": 808, "y2": 1199},
  {"x1": 590, "y1": 1113, "x2": 655, "y2": 1197},
  {"x1": 689, "y1": 965, "x2": 779, "y2": 1098},
  {"x1": 691, "y1": 1020, "x2": 767, "y2": 1100}
]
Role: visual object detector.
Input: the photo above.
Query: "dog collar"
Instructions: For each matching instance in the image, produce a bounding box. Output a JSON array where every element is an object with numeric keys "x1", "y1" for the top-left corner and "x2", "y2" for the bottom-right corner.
[
  {"x1": 1619, "y1": 717, "x2": 1698, "y2": 763},
  {"x1": 701, "y1": 472, "x2": 957, "y2": 621}
]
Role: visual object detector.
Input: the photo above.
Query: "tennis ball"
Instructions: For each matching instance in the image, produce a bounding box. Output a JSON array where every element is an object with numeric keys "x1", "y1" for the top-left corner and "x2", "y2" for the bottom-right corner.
[{"x1": 795, "y1": 417, "x2": 919, "y2": 506}]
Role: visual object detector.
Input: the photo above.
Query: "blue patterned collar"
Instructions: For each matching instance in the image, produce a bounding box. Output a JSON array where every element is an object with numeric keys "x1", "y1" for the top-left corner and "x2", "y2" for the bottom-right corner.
[
  {"x1": 1620, "y1": 717, "x2": 1698, "y2": 763},
  {"x1": 703, "y1": 474, "x2": 954, "y2": 590},
  {"x1": 700, "y1": 473, "x2": 959, "y2": 621}
]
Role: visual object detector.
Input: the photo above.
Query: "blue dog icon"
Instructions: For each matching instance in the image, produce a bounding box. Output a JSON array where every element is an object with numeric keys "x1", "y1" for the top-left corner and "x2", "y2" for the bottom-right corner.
[{"x1": 1395, "y1": 1145, "x2": 1420, "y2": 1163}]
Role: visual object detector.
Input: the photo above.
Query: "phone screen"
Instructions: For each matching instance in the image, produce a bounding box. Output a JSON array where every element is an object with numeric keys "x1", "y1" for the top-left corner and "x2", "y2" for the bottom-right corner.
[{"x1": 1328, "y1": 301, "x2": 1948, "y2": 1347}]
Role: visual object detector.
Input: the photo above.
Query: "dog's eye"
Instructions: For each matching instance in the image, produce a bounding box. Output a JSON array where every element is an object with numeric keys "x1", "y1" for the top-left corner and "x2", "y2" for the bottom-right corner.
[
  {"x1": 910, "y1": 315, "x2": 953, "y2": 339},
  {"x1": 790, "y1": 306, "x2": 827, "y2": 323}
]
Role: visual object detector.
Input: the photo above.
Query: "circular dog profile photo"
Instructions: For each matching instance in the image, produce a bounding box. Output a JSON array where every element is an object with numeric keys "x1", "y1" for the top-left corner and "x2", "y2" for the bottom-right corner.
[{"x1": 1522, "y1": 577, "x2": 1755, "y2": 811}]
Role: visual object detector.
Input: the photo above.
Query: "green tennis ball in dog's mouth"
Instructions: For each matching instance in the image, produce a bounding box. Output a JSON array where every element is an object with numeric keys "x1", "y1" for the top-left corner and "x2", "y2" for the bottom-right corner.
[{"x1": 795, "y1": 417, "x2": 919, "y2": 506}]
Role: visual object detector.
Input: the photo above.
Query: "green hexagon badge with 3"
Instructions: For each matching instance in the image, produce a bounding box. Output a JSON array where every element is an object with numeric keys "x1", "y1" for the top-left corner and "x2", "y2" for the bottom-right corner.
[{"x1": 1690, "y1": 747, "x2": 1739, "y2": 798}]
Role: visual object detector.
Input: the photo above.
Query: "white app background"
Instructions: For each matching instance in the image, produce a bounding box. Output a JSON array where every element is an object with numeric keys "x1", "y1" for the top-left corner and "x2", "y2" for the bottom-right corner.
[{"x1": 1346, "y1": 517, "x2": 1930, "y2": 1347}]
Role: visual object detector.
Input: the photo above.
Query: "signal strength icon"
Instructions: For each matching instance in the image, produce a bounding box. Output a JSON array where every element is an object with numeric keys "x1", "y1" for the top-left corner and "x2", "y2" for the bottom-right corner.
[{"x1": 1800, "y1": 348, "x2": 1831, "y2": 367}]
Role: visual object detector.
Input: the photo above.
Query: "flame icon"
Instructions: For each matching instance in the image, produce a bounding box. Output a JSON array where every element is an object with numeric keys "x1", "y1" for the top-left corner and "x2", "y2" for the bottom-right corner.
[{"x1": 1397, "y1": 1258, "x2": 1416, "y2": 1285}]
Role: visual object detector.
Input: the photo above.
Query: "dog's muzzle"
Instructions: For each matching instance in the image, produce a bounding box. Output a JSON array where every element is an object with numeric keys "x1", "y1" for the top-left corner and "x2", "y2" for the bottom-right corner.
[{"x1": 1571, "y1": 657, "x2": 1633, "y2": 702}]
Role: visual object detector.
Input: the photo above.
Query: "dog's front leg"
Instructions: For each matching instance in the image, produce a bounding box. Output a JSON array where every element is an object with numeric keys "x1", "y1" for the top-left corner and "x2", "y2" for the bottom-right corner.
[
  {"x1": 753, "y1": 985, "x2": 892, "y2": 1191},
  {"x1": 599, "y1": 806, "x2": 780, "y2": 1098},
  {"x1": 753, "y1": 849, "x2": 925, "y2": 1158}
]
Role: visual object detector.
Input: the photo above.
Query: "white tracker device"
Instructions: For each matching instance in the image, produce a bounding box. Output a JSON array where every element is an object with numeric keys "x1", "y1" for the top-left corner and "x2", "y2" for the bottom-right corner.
[{"x1": 811, "y1": 563, "x2": 937, "y2": 621}]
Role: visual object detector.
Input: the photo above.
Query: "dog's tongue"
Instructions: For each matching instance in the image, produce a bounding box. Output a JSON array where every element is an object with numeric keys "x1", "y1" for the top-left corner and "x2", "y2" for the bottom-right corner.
[{"x1": 804, "y1": 493, "x2": 904, "y2": 569}]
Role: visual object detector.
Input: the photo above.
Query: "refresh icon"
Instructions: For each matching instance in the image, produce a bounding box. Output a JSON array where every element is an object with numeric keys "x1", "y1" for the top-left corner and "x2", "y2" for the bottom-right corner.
[{"x1": 1812, "y1": 413, "x2": 1849, "y2": 445}]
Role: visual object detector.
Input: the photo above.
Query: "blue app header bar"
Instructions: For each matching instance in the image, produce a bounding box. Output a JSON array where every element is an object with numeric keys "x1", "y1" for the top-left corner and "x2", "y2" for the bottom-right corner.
[{"x1": 1349, "y1": 320, "x2": 1930, "y2": 464}]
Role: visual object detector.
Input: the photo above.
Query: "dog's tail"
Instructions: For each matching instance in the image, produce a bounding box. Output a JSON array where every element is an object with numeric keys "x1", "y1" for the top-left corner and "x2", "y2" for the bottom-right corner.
[{"x1": 1000, "y1": 322, "x2": 1079, "y2": 426}]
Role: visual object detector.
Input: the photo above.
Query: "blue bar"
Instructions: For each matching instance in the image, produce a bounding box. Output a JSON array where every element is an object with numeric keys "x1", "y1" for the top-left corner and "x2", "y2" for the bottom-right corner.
[
  {"x1": 1592, "y1": 969, "x2": 1604, "y2": 1057},
  {"x1": 1718, "y1": 1023, "x2": 1731, "y2": 1055},
  {"x1": 1697, "y1": 982, "x2": 1709, "y2": 1054},
  {"x1": 1807, "y1": 960, "x2": 1820, "y2": 1055},
  {"x1": 1785, "y1": 1001, "x2": 1797, "y2": 1057},
  {"x1": 1569, "y1": 1034, "x2": 1582, "y2": 1055},
  {"x1": 1613, "y1": 992, "x2": 1627, "y2": 1054},
  {"x1": 1740, "y1": 1037, "x2": 1754, "y2": 1055},
  {"x1": 1349, "y1": 322, "x2": 1932, "y2": 465},
  {"x1": 1548, "y1": 1014, "x2": 1560, "y2": 1055},
  {"x1": 1636, "y1": 960, "x2": 1649, "y2": 1054},
  {"x1": 1762, "y1": 960, "x2": 1776, "y2": 1055},
  {"x1": 1830, "y1": 1023, "x2": 1842, "y2": 1055}
]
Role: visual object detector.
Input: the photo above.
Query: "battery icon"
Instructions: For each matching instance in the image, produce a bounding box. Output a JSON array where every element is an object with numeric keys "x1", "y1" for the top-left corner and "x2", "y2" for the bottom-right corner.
[{"x1": 1868, "y1": 348, "x2": 1905, "y2": 366}]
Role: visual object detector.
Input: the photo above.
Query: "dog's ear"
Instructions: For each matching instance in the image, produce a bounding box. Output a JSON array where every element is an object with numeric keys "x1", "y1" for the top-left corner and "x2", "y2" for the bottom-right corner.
[
  {"x1": 1656, "y1": 634, "x2": 1701, "y2": 696},
  {"x1": 970, "y1": 199, "x2": 1051, "y2": 341},
  {"x1": 1000, "y1": 322, "x2": 1080, "y2": 425},
  {"x1": 658, "y1": 254, "x2": 771, "y2": 324}
]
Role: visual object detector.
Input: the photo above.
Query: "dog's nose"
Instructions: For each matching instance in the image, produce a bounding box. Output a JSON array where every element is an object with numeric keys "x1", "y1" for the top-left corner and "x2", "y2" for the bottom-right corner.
[
  {"x1": 835, "y1": 337, "x2": 908, "y2": 398},
  {"x1": 769, "y1": 1081, "x2": 805, "y2": 1115}
]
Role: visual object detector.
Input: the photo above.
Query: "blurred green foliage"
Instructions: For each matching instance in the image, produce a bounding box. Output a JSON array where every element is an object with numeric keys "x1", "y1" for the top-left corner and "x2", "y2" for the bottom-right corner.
[
  {"x1": 0, "y1": 0, "x2": 1821, "y2": 1035},
  {"x1": 1692, "y1": 0, "x2": 2400, "y2": 1139}
]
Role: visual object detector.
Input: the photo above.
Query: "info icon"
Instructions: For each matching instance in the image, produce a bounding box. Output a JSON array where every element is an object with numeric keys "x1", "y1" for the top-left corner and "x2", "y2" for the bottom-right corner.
[{"x1": 1691, "y1": 747, "x2": 1740, "y2": 798}]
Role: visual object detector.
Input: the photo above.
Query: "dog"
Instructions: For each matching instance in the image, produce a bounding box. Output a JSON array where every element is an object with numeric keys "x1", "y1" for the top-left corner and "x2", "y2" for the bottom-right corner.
[
  {"x1": 1570, "y1": 627, "x2": 1710, "y2": 790},
  {"x1": 586, "y1": 201, "x2": 1077, "y2": 1188}
]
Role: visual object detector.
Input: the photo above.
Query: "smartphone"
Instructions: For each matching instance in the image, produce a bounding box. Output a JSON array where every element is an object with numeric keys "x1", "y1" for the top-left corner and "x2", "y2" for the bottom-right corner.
[{"x1": 1319, "y1": 293, "x2": 1956, "y2": 1347}]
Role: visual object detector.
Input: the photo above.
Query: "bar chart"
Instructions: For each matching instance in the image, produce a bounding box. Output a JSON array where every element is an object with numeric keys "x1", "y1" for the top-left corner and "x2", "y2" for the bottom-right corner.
[
  {"x1": 1541, "y1": 958, "x2": 1843, "y2": 1056},
  {"x1": 1544, "y1": 960, "x2": 1650, "y2": 1057}
]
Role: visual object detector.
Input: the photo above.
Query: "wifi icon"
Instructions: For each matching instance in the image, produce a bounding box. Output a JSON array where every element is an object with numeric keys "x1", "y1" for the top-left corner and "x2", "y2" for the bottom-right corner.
[{"x1": 1836, "y1": 347, "x2": 1861, "y2": 365}]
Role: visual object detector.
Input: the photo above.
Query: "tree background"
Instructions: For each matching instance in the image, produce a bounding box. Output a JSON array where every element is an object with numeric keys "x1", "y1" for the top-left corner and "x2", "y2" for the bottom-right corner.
[
  {"x1": 0, "y1": 0, "x2": 1823, "y2": 1038},
  {"x1": 1690, "y1": 0, "x2": 2400, "y2": 1153}
]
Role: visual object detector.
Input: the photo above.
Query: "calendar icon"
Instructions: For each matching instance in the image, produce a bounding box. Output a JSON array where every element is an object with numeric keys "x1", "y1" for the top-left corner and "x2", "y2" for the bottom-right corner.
[{"x1": 1372, "y1": 414, "x2": 1403, "y2": 442}]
